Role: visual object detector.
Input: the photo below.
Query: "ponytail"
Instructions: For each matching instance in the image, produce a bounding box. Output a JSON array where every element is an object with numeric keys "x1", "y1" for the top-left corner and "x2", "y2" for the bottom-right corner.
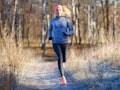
[{"x1": 62, "y1": 6, "x2": 71, "y2": 17}]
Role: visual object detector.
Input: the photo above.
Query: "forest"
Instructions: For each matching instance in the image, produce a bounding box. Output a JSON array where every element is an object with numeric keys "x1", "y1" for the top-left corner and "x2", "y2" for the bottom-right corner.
[
  {"x1": 1, "y1": 0, "x2": 120, "y2": 47},
  {"x1": 0, "y1": 0, "x2": 120, "y2": 90}
]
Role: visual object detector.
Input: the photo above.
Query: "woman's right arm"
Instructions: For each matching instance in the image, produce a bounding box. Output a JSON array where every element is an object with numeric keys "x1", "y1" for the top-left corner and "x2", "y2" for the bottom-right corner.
[{"x1": 48, "y1": 20, "x2": 53, "y2": 40}]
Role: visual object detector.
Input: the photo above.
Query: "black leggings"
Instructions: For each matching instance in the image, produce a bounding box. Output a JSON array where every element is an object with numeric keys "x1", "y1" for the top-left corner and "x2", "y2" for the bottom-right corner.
[{"x1": 53, "y1": 43, "x2": 68, "y2": 76}]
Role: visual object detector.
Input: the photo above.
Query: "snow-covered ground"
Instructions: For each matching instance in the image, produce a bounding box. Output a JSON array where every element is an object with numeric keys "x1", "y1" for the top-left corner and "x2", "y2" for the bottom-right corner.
[{"x1": 18, "y1": 58, "x2": 120, "y2": 90}]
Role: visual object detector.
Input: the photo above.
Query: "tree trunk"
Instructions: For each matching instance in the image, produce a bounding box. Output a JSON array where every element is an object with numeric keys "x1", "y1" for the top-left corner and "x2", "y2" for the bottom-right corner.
[
  {"x1": 11, "y1": 0, "x2": 18, "y2": 38},
  {"x1": 106, "y1": 0, "x2": 109, "y2": 43},
  {"x1": 27, "y1": 2, "x2": 32, "y2": 47},
  {"x1": 88, "y1": 0, "x2": 91, "y2": 45},
  {"x1": 78, "y1": 0, "x2": 82, "y2": 44},
  {"x1": 71, "y1": 0, "x2": 76, "y2": 45},
  {"x1": 100, "y1": 0, "x2": 106, "y2": 44},
  {"x1": 91, "y1": 0, "x2": 96, "y2": 45},
  {"x1": 4, "y1": 0, "x2": 9, "y2": 25},
  {"x1": 0, "y1": 11, "x2": 2, "y2": 37},
  {"x1": 3, "y1": 0, "x2": 10, "y2": 33},
  {"x1": 113, "y1": 0, "x2": 117, "y2": 43},
  {"x1": 42, "y1": 0, "x2": 47, "y2": 56},
  {"x1": 95, "y1": 4, "x2": 100, "y2": 45},
  {"x1": 16, "y1": 0, "x2": 22, "y2": 46},
  {"x1": 75, "y1": 2, "x2": 79, "y2": 44}
]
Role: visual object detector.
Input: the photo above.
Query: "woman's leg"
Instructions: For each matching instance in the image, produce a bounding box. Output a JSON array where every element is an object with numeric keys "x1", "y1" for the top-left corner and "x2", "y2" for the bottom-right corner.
[
  {"x1": 61, "y1": 44, "x2": 68, "y2": 63},
  {"x1": 53, "y1": 44, "x2": 64, "y2": 76}
]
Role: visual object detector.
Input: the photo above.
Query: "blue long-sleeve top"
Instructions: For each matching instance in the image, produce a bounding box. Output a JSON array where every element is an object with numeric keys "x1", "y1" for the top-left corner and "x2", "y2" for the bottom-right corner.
[{"x1": 48, "y1": 16, "x2": 74, "y2": 44}]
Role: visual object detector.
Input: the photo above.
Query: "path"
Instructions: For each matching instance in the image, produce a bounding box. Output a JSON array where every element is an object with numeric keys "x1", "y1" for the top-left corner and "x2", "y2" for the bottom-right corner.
[
  {"x1": 18, "y1": 56, "x2": 120, "y2": 90},
  {"x1": 19, "y1": 56, "x2": 74, "y2": 90}
]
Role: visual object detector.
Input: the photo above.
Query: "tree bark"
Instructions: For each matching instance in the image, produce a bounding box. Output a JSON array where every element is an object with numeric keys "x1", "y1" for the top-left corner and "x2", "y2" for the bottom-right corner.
[
  {"x1": 42, "y1": 0, "x2": 47, "y2": 56},
  {"x1": 106, "y1": 0, "x2": 109, "y2": 42},
  {"x1": 113, "y1": 0, "x2": 117, "y2": 43},
  {"x1": 11, "y1": 0, "x2": 18, "y2": 38},
  {"x1": 91, "y1": 0, "x2": 96, "y2": 45},
  {"x1": 88, "y1": 0, "x2": 91, "y2": 45},
  {"x1": 4, "y1": 0, "x2": 9, "y2": 25},
  {"x1": 71, "y1": 0, "x2": 76, "y2": 45},
  {"x1": 16, "y1": 0, "x2": 22, "y2": 46}
]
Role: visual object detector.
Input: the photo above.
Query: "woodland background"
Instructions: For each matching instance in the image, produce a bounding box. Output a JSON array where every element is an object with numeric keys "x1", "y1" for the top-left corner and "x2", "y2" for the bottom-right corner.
[
  {"x1": 0, "y1": 0, "x2": 120, "y2": 89},
  {"x1": 1, "y1": 0, "x2": 120, "y2": 49}
]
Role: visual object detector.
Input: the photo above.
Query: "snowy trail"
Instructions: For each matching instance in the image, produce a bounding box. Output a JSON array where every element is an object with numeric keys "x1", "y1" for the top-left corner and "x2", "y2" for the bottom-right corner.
[
  {"x1": 19, "y1": 60, "x2": 63, "y2": 89},
  {"x1": 18, "y1": 57, "x2": 120, "y2": 90}
]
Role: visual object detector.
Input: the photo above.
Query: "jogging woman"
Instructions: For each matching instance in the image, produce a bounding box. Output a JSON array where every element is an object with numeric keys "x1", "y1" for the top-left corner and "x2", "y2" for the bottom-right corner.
[{"x1": 48, "y1": 5, "x2": 73, "y2": 85}]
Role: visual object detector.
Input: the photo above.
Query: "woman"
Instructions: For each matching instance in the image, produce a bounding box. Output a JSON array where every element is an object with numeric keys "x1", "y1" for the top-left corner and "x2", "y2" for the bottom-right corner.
[{"x1": 48, "y1": 5, "x2": 73, "y2": 85}]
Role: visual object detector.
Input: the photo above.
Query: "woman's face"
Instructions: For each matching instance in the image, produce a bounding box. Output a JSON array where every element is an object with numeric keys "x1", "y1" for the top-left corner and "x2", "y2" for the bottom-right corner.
[{"x1": 55, "y1": 6, "x2": 63, "y2": 16}]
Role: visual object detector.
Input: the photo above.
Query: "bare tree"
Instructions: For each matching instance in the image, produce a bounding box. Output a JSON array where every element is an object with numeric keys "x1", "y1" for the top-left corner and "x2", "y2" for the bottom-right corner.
[
  {"x1": 113, "y1": 0, "x2": 118, "y2": 43},
  {"x1": 91, "y1": 0, "x2": 96, "y2": 45},
  {"x1": 16, "y1": 0, "x2": 22, "y2": 46},
  {"x1": 71, "y1": 0, "x2": 76, "y2": 45},
  {"x1": 4, "y1": 0, "x2": 9, "y2": 26},
  {"x1": 42, "y1": 0, "x2": 47, "y2": 55},
  {"x1": 88, "y1": 0, "x2": 91, "y2": 45},
  {"x1": 11, "y1": 0, "x2": 18, "y2": 38},
  {"x1": 75, "y1": 0, "x2": 79, "y2": 44},
  {"x1": 26, "y1": 1, "x2": 32, "y2": 47},
  {"x1": 77, "y1": 0, "x2": 82, "y2": 44},
  {"x1": 100, "y1": 0, "x2": 106, "y2": 31},
  {"x1": 106, "y1": 0, "x2": 109, "y2": 42}
]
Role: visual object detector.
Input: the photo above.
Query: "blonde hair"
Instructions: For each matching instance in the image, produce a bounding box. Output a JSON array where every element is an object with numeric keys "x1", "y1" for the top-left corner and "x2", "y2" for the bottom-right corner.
[
  {"x1": 62, "y1": 6, "x2": 71, "y2": 17},
  {"x1": 54, "y1": 5, "x2": 71, "y2": 17}
]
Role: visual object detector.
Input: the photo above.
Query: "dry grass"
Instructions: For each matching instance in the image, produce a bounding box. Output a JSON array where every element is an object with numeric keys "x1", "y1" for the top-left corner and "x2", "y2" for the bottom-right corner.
[
  {"x1": 88, "y1": 43, "x2": 120, "y2": 65},
  {"x1": 0, "y1": 26, "x2": 35, "y2": 89},
  {"x1": 65, "y1": 43, "x2": 120, "y2": 81}
]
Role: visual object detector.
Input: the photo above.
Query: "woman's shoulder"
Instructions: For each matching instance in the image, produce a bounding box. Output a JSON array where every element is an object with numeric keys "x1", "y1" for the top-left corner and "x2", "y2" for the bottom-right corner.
[
  {"x1": 61, "y1": 16, "x2": 70, "y2": 22},
  {"x1": 60, "y1": 16, "x2": 69, "y2": 20},
  {"x1": 50, "y1": 17, "x2": 56, "y2": 23}
]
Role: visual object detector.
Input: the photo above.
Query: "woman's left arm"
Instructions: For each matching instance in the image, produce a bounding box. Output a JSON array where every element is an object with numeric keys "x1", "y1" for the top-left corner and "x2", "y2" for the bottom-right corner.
[
  {"x1": 64, "y1": 18, "x2": 74, "y2": 36},
  {"x1": 48, "y1": 20, "x2": 53, "y2": 40}
]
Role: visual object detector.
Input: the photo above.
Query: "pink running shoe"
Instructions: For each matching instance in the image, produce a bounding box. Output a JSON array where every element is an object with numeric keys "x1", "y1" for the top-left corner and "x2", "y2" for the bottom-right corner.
[{"x1": 61, "y1": 76, "x2": 67, "y2": 85}]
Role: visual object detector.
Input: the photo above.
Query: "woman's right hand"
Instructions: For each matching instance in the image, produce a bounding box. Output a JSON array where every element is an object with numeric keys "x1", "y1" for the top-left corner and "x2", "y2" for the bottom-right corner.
[
  {"x1": 63, "y1": 32, "x2": 67, "y2": 36},
  {"x1": 49, "y1": 37, "x2": 53, "y2": 40}
]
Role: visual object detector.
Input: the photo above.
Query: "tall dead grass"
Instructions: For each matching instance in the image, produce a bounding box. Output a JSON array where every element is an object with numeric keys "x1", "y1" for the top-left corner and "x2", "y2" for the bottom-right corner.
[
  {"x1": 87, "y1": 43, "x2": 120, "y2": 65},
  {"x1": 66, "y1": 43, "x2": 120, "y2": 81},
  {"x1": 0, "y1": 25, "x2": 34, "y2": 90}
]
